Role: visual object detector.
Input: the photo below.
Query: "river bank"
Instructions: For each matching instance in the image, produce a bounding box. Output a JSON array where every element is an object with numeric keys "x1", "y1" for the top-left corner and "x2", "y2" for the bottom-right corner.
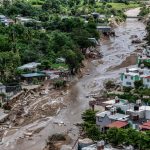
[{"x1": 0, "y1": 8, "x2": 147, "y2": 150}]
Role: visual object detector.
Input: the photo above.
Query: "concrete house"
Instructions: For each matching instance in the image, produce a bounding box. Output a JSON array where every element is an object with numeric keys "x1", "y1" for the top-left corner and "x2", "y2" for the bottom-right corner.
[
  {"x1": 96, "y1": 111, "x2": 111, "y2": 132},
  {"x1": 120, "y1": 67, "x2": 150, "y2": 88},
  {"x1": 143, "y1": 75, "x2": 150, "y2": 88},
  {"x1": 120, "y1": 68, "x2": 141, "y2": 87},
  {"x1": 96, "y1": 108, "x2": 129, "y2": 132}
]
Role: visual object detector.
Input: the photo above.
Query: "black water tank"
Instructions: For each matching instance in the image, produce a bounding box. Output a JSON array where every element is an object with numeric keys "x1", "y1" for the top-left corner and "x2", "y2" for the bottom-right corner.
[{"x1": 134, "y1": 105, "x2": 139, "y2": 111}]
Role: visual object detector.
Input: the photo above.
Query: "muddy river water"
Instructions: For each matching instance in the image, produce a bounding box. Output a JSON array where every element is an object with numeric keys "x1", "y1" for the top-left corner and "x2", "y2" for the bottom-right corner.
[{"x1": 0, "y1": 8, "x2": 147, "y2": 150}]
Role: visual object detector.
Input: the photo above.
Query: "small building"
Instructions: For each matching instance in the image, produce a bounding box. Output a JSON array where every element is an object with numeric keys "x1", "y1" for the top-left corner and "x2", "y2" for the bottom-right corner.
[
  {"x1": 106, "y1": 121, "x2": 128, "y2": 129},
  {"x1": 21, "y1": 73, "x2": 45, "y2": 84},
  {"x1": 142, "y1": 75, "x2": 150, "y2": 88},
  {"x1": 0, "y1": 83, "x2": 6, "y2": 94},
  {"x1": 0, "y1": 15, "x2": 6, "y2": 20},
  {"x1": 56, "y1": 57, "x2": 66, "y2": 63},
  {"x1": 120, "y1": 67, "x2": 150, "y2": 88},
  {"x1": 96, "y1": 26, "x2": 111, "y2": 33},
  {"x1": 18, "y1": 62, "x2": 41, "y2": 72},
  {"x1": 140, "y1": 120, "x2": 150, "y2": 131},
  {"x1": 88, "y1": 38, "x2": 99, "y2": 45},
  {"x1": 82, "y1": 141, "x2": 116, "y2": 150},
  {"x1": 1, "y1": 19, "x2": 14, "y2": 26},
  {"x1": 137, "y1": 55, "x2": 150, "y2": 66},
  {"x1": 102, "y1": 97, "x2": 132, "y2": 113},
  {"x1": 96, "y1": 108, "x2": 129, "y2": 132},
  {"x1": 0, "y1": 15, "x2": 14, "y2": 26},
  {"x1": 16, "y1": 16, "x2": 34, "y2": 25},
  {"x1": 120, "y1": 68, "x2": 141, "y2": 87},
  {"x1": 127, "y1": 105, "x2": 150, "y2": 121}
]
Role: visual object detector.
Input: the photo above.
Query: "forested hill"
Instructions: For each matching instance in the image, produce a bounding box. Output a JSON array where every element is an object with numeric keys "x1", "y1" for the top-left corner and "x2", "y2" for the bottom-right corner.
[{"x1": 0, "y1": 0, "x2": 138, "y2": 83}]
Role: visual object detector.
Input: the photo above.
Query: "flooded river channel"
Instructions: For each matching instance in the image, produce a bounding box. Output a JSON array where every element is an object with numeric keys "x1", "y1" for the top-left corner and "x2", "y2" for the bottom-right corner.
[{"x1": 0, "y1": 8, "x2": 147, "y2": 150}]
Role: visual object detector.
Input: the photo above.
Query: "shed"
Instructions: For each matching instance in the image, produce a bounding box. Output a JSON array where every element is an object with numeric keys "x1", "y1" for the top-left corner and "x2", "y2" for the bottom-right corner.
[
  {"x1": 21, "y1": 73, "x2": 45, "y2": 78},
  {"x1": 96, "y1": 26, "x2": 111, "y2": 33},
  {"x1": 18, "y1": 62, "x2": 41, "y2": 71},
  {"x1": 21, "y1": 73, "x2": 45, "y2": 83}
]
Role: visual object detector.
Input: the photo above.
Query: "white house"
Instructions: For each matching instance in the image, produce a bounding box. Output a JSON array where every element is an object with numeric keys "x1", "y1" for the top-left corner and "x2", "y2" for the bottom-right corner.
[
  {"x1": 127, "y1": 105, "x2": 150, "y2": 120},
  {"x1": 142, "y1": 75, "x2": 150, "y2": 88},
  {"x1": 120, "y1": 67, "x2": 150, "y2": 88},
  {"x1": 120, "y1": 68, "x2": 141, "y2": 87}
]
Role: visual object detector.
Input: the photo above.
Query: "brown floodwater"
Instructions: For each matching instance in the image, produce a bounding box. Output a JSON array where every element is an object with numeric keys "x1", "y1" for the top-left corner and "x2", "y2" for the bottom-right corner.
[{"x1": 0, "y1": 8, "x2": 147, "y2": 150}]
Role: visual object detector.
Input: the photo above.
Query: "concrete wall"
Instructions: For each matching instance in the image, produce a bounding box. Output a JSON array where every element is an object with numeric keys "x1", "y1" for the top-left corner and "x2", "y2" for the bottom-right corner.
[
  {"x1": 122, "y1": 75, "x2": 135, "y2": 87},
  {"x1": 143, "y1": 78, "x2": 150, "y2": 88},
  {"x1": 96, "y1": 115, "x2": 111, "y2": 131}
]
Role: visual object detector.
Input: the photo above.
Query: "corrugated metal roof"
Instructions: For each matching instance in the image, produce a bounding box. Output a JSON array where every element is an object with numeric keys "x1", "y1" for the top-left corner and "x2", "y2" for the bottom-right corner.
[
  {"x1": 18, "y1": 62, "x2": 41, "y2": 70},
  {"x1": 21, "y1": 73, "x2": 45, "y2": 78}
]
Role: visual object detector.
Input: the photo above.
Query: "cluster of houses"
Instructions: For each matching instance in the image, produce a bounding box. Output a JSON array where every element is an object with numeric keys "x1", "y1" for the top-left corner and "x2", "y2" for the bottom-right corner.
[
  {"x1": 92, "y1": 46, "x2": 150, "y2": 135},
  {"x1": 0, "y1": 14, "x2": 41, "y2": 26},
  {"x1": 120, "y1": 45, "x2": 150, "y2": 88},
  {"x1": 95, "y1": 96, "x2": 150, "y2": 132},
  {"x1": 18, "y1": 60, "x2": 70, "y2": 84}
]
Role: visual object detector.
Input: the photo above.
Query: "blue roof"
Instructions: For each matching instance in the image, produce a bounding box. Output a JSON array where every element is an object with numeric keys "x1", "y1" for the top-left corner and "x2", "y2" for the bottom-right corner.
[{"x1": 21, "y1": 73, "x2": 45, "y2": 78}]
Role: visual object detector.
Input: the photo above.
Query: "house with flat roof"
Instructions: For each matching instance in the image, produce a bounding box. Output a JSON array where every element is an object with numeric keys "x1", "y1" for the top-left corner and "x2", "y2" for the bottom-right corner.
[
  {"x1": 21, "y1": 73, "x2": 45, "y2": 84},
  {"x1": 120, "y1": 67, "x2": 150, "y2": 88},
  {"x1": 96, "y1": 108, "x2": 129, "y2": 132}
]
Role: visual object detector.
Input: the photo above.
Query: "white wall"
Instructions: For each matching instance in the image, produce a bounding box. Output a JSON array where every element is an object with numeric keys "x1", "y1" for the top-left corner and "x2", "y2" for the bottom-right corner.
[
  {"x1": 122, "y1": 75, "x2": 135, "y2": 87},
  {"x1": 143, "y1": 78, "x2": 150, "y2": 88},
  {"x1": 96, "y1": 115, "x2": 111, "y2": 131}
]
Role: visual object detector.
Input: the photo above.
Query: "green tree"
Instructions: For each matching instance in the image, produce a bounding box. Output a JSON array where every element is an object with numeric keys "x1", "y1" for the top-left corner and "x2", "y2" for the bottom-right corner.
[
  {"x1": 82, "y1": 109, "x2": 97, "y2": 124},
  {"x1": 134, "y1": 80, "x2": 143, "y2": 89}
]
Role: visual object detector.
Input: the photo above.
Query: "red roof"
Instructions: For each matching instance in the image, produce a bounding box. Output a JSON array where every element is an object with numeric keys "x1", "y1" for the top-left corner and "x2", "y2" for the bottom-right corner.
[
  {"x1": 143, "y1": 120, "x2": 150, "y2": 126},
  {"x1": 106, "y1": 121, "x2": 128, "y2": 129},
  {"x1": 144, "y1": 76, "x2": 150, "y2": 79},
  {"x1": 140, "y1": 125, "x2": 150, "y2": 130},
  {"x1": 140, "y1": 120, "x2": 150, "y2": 130}
]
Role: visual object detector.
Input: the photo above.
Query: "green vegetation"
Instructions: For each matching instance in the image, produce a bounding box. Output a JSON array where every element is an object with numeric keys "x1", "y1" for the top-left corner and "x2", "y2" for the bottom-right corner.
[
  {"x1": 107, "y1": 92, "x2": 139, "y2": 103},
  {"x1": 0, "y1": 0, "x2": 140, "y2": 83},
  {"x1": 108, "y1": 2, "x2": 139, "y2": 10},
  {"x1": 106, "y1": 128, "x2": 150, "y2": 149},
  {"x1": 139, "y1": 4, "x2": 150, "y2": 17},
  {"x1": 134, "y1": 80, "x2": 143, "y2": 89},
  {"x1": 81, "y1": 109, "x2": 101, "y2": 141}
]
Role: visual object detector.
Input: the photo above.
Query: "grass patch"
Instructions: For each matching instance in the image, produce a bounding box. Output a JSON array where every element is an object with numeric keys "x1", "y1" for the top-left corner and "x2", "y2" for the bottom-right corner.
[
  {"x1": 108, "y1": 3, "x2": 140, "y2": 10},
  {"x1": 51, "y1": 63, "x2": 68, "y2": 69}
]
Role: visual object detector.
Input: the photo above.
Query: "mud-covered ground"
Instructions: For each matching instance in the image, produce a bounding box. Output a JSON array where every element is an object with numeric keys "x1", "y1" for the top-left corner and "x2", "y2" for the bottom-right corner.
[{"x1": 0, "y1": 8, "x2": 147, "y2": 150}]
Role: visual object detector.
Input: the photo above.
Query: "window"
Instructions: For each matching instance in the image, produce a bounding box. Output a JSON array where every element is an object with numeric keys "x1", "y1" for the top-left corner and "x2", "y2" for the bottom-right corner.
[
  {"x1": 125, "y1": 75, "x2": 127, "y2": 79},
  {"x1": 131, "y1": 76, "x2": 133, "y2": 80},
  {"x1": 126, "y1": 82, "x2": 131, "y2": 85},
  {"x1": 147, "y1": 79, "x2": 150, "y2": 82}
]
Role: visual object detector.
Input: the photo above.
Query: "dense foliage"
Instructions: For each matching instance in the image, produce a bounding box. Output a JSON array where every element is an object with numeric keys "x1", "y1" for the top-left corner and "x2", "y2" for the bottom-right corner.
[{"x1": 0, "y1": 0, "x2": 138, "y2": 83}]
